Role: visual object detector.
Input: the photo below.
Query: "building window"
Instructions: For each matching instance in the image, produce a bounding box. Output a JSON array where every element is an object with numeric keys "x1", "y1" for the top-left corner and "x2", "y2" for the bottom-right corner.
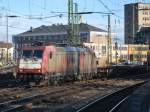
[
  {"x1": 49, "y1": 35, "x2": 53, "y2": 40},
  {"x1": 93, "y1": 46, "x2": 95, "y2": 50},
  {"x1": 45, "y1": 35, "x2": 48, "y2": 40},
  {"x1": 102, "y1": 46, "x2": 106, "y2": 54},
  {"x1": 113, "y1": 46, "x2": 116, "y2": 50},
  {"x1": 96, "y1": 34, "x2": 102, "y2": 37},
  {"x1": 80, "y1": 33, "x2": 88, "y2": 36}
]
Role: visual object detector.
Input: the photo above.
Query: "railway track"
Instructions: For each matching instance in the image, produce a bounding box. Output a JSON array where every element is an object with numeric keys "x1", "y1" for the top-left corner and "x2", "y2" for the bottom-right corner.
[
  {"x1": 0, "y1": 65, "x2": 16, "y2": 75},
  {"x1": 0, "y1": 80, "x2": 20, "y2": 88},
  {"x1": 0, "y1": 86, "x2": 80, "y2": 112},
  {"x1": 0, "y1": 72, "x2": 149, "y2": 112},
  {"x1": 76, "y1": 81, "x2": 148, "y2": 112},
  {"x1": 0, "y1": 80, "x2": 147, "y2": 112}
]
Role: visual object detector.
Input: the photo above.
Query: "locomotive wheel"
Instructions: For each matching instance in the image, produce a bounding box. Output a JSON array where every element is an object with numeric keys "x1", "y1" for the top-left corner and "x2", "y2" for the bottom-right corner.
[
  {"x1": 35, "y1": 79, "x2": 40, "y2": 85},
  {"x1": 89, "y1": 74, "x2": 93, "y2": 80},
  {"x1": 97, "y1": 73, "x2": 101, "y2": 78},
  {"x1": 34, "y1": 75, "x2": 43, "y2": 85},
  {"x1": 77, "y1": 75, "x2": 82, "y2": 81},
  {"x1": 74, "y1": 75, "x2": 78, "y2": 81},
  {"x1": 16, "y1": 74, "x2": 24, "y2": 83},
  {"x1": 47, "y1": 76, "x2": 59, "y2": 86}
]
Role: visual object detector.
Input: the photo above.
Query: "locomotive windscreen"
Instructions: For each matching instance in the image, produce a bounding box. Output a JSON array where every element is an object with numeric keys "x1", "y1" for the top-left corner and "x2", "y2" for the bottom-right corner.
[
  {"x1": 22, "y1": 50, "x2": 43, "y2": 58},
  {"x1": 33, "y1": 50, "x2": 43, "y2": 58},
  {"x1": 23, "y1": 50, "x2": 32, "y2": 58}
]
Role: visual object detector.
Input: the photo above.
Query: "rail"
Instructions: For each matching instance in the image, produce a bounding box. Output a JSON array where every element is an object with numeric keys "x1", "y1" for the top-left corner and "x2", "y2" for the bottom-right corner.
[
  {"x1": 0, "y1": 86, "x2": 76, "y2": 112},
  {"x1": 76, "y1": 81, "x2": 147, "y2": 112}
]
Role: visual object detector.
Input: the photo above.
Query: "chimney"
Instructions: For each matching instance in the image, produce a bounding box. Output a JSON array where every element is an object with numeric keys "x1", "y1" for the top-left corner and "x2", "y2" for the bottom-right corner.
[{"x1": 30, "y1": 27, "x2": 33, "y2": 32}]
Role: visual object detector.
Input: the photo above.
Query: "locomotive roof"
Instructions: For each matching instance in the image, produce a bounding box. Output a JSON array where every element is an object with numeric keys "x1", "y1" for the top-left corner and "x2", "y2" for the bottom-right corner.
[
  {"x1": 21, "y1": 46, "x2": 45, "y2": 50},
  {"x1": 64, "y1": 47, "x2": 95, "y2": 53},
  {"x1": 21, "y1": 45, "x2": 95, "y2": 54},
  {"x1": 64, "y1": 47, "x2": 86, "y2": 52}
]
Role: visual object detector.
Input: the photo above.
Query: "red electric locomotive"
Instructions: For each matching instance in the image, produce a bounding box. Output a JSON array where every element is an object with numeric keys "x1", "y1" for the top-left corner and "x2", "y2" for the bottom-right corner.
[{"x1": 17, "y1": 45, "x2": 97, "y2": 84}]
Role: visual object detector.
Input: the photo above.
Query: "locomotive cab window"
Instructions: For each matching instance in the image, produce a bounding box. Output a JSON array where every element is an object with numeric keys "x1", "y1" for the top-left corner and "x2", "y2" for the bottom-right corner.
[
  {"x1": 22, "y1": 50, "x2": 32, "y2": 58},
  {"x1": 33, "y1": 50, "x2": 43, "y2": 58}
]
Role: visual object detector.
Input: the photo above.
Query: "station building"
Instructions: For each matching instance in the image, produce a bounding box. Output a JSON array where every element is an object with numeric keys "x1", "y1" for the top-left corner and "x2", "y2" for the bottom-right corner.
[{"x1": 12, "y1": 23, "x2": 109, "y2": 62}]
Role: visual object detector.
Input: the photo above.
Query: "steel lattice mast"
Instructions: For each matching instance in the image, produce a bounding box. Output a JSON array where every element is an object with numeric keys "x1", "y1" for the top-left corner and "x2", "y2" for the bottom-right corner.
[
  {"x1": 74, "y1": 3, "x2": 80, "y2": 45},
  {"x1": 68, "y1": 0, "x2": 74, "y2": 45},
  {"x1": 68, "y1": 0, "x2": 80, "y2": 45}
]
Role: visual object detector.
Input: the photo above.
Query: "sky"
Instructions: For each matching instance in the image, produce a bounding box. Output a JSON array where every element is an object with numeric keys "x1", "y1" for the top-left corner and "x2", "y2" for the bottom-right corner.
[{"x1": 0, "y1": 0, "x2": 150, "y2": 43}]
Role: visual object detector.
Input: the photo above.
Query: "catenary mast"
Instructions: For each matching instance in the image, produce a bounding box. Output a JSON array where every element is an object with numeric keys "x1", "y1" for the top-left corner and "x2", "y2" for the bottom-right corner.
[{"x1": 68, "y1": 0, "x2": 79, "y2": 45}]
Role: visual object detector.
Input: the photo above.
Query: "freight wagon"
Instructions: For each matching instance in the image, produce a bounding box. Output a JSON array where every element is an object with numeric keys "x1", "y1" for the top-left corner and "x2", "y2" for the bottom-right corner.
[{"x1": 17, "y1": 45, "x2": 97, "y2": 84}]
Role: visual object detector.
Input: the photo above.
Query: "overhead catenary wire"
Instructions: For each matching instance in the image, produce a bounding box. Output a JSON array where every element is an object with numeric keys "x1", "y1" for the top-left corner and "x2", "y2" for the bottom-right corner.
[
  {"x1": 27, "y1": 14, "x2": 64, "y2": 19},
  {"x1": 28, "y1": 0, "x2": 31, "y2": 18},
  {"x1": 31, "y1": 0, "x2": 55, "y2": 14},
  {"x1": 1, "y1": 24, "x2": 27, "y2": 30},
  {"x1": 0, "y1": 0, "x2": 66, "y2": 26},
  {"x1": 0, "y1": 0, "x2": 123, "y2": 27},
  {"x1": 0, "y1": 1, "x2": 129, "y2": 31},
  {"x1": 97, "y1": 0, "x2": 124, "y2": 19},
  {"x1": 97, "y1": 0, "x2": 114, "y2": 14},
  {"x1": 0, "y1": 6, "x2": 66, "y2": 28}
]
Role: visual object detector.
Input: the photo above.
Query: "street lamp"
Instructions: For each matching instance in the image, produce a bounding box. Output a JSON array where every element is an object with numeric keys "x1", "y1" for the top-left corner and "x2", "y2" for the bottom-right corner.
[{"x1": 6, "y1": 15, "x2": 19, "y2": 64}]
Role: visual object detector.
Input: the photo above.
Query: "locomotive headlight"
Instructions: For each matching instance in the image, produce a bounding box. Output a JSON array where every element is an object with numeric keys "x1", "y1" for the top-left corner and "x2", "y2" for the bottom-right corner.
[{"x1": 20, "y1": 69, "x2": 23, "y2": 72}]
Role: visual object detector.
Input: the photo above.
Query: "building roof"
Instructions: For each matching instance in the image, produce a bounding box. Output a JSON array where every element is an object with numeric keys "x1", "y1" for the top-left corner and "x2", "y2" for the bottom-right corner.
[
  {"x1": 16, "y1": 23, "x2": 107, "y2": 36},
  {"x1": 125, "y1": 2, "x2": 150, "y2": 6},
  {"x1": 0, "y1": 42, "x2": 12, "y2": 48}
]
